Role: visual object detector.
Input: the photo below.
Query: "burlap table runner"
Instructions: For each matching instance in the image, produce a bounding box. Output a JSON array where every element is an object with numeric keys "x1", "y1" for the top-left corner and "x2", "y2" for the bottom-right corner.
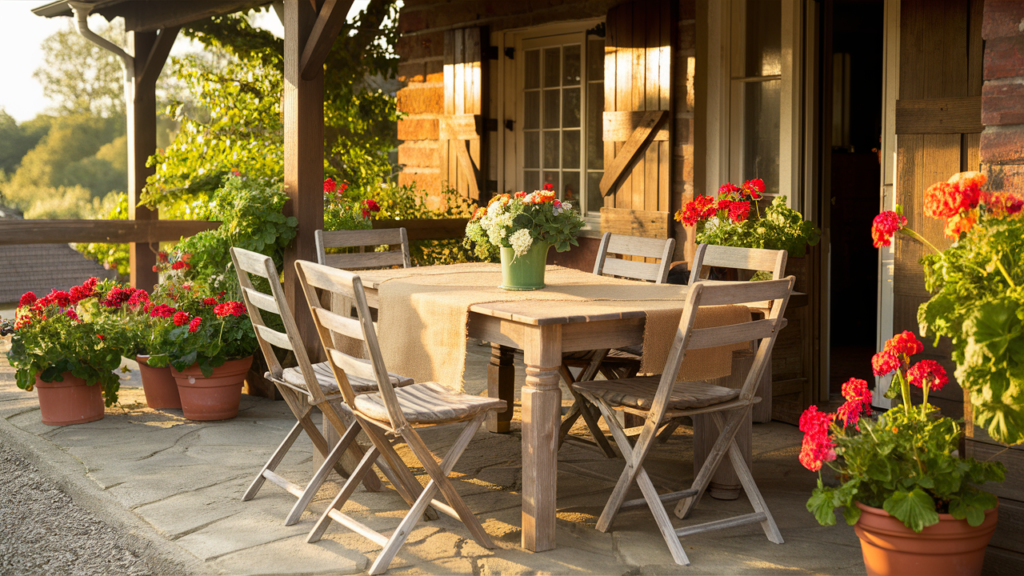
[{"x1": 366, "y1": 264, "x2": 751, "y2": 391}]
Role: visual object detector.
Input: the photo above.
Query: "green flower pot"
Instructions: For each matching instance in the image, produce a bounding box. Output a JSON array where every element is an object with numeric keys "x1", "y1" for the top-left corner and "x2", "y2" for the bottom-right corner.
[{"x1": 500, "y1": 241, "x2": 551, "y2": 291}]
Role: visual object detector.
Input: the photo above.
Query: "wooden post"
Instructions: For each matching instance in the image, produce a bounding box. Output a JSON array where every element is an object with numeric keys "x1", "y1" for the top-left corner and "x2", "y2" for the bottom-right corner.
[
  {"x1": 283, "y1": 0, "x2": 326, "y2": 357},
  {"x1": 521, "y1": 323, "x2": 562, "y2": 552},
  {"x1": 128, "y1": 31, "x2": 159, "y2": 291},
  {"x1": 487, "y1": 344, "x2": 515, "y2": 433}
]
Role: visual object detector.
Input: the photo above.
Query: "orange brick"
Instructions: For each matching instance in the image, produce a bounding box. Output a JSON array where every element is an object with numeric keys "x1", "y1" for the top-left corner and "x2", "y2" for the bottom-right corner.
[
  {"x1": 398, "y1": 142, "x2": 440, "y2": 167},
  {"x1": 397, "y1": 84, "x2": 444, "y2": 114},
  {"x1": 397, "y1": 118, "x2": 440, "y2": 141},
  {"x1": 399, "y1": 171, "x2": 442, "y2": 196}
]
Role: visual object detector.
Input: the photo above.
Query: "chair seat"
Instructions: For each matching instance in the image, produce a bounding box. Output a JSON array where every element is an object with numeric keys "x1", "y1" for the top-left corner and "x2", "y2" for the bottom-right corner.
[
  {"x1": 575, "y1": 376, "x2": 740, "y2": 411},
  {"x1": 355, "y1": 382, "x2": 507, "y2": 424},
  {"x1": 281, "y1": 362, "x2": 413, "y2": 395}
]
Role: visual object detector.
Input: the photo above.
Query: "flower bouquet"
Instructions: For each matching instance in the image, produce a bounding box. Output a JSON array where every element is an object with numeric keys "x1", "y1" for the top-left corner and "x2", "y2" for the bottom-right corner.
[
  {"x1": 871, "y1": 171, "x2": 1024, "y2": 445},
  {"x1": 464, "y1": 185, "x2": 585, "y2": 290},
  {"x1": 675, "y1": 179, "x2": 821, "y2": 263},
  {"x1": 4, "y1": 278, "x2": 129, "y2": 425},
  {"x1": 802, "y1": 331, "x2": 1004, "y2": 576}
]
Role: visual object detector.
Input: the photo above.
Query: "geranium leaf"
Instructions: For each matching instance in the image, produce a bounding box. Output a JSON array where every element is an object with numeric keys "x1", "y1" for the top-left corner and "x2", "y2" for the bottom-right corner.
[{"x1": 883, "y1": 488, "x2": 939, "y2": 532}]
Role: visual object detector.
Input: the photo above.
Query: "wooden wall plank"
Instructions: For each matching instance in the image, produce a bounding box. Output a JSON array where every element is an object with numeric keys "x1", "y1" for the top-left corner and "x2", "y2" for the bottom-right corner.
[
  {"x1": 631, "y1": 0, "x2": 647, "y2": 212},
  {"x1": 894, "y1": 97, "x2": 983, "y2": 134},
  {"x1": 599, "y1": 207, "x2": 670, "y2": 239}
]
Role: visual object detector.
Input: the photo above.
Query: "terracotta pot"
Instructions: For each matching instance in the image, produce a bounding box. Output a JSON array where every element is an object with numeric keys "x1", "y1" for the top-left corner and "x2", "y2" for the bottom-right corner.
[
  {"x1": 171, "y1": 357, "x2": 253, "y2": 421},
  {"x1": 35, "y1": 372, "x2": 104, "y2": 426},
  {"x1": 854, "y1": 501, "x2": 998, "y2": 576},
  {"x1": 136, "y1": 355, "x2": 181, "y2": 409}
]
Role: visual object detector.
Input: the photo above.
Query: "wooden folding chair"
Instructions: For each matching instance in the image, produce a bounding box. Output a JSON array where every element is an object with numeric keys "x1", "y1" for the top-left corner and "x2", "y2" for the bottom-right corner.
[
  {"x1": 575, "y1": 277, "x2": 795, "y2": 565},
  {"x1": 558, "y1": 232, "x2": 676, "y2": 457},
  {"x1": 230, "y1": 247, "x2": 415, "y2": 526},
  {"x1": 315, "y1": 228, "x2": 411, "y2": 269},
  {"x1": 296, "y1": 260, "x2": 506, "y2": 575}
]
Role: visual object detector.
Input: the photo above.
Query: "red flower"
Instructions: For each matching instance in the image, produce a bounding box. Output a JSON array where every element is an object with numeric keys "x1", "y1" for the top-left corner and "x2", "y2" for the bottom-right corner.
[
  {"x1": 101, "y1": 287, "x2": 133, "y2": 309},
  {"x1": 363, "y1": 199, "x2": 380, "y2": 212},
  {"x1": 149, "y1": 304, "x2": 177, "y2": 318},
  {"x1": 675, "y1": 195, "x2": 717, "y2": 226},
  {"x1": 188, "y1": 317, "x2": 202, "y2": 333},
  {"x1": 171, "y1": 261, "x2": 191, "y2": 271},
  {"x1": 983, "y1": 192, "x2": 1024, "y2": 218},
  {"x1": 97, "y1": 334, "x2": 106, "y2": 341},
  {"x1": 324, "y1": 177, "x2": 338, "y2": 194},
  {"x1": 70, "y1": 280, "x2": 97, "y2": 304},
  {"x1": 907, "y1": 360, "x2": 948, "y2": 392},
  {"x1": 944, "y1": 212, "x2": 977, "y2": 238},
  {"x1": 728, "y1": 201, "x2": 751, "y2": 223},
  {"x1": 65, "y1": 309, "x2": 80, "y2": 322},
  {"x1": 718, "y1": 182, "x2": 741, "y2": 198},
  {"x1": 871, "y1": 350, "x2": 900, "y2": 377},
  {"x1": 18, "y1": 292, "x2": 37, "y2": 308},
  {"x1": 127, "y1": 289, "x2": 149, "y2": 310},
  {"x1": 885, "y1": 331, "x2": 923, "y2": 358},
  {"x1": 203, "y1": 298, "x2": 218, "y2": 306},
  {"x1": 158, "y1": 251, "x2": 169, "y2": 263},
  {"x1": 871, "y1": 211, "x2": 907, "y2": 249},
  {"x1": 798, "y1": 406, "x2": 836, "y2": 472},
  {"x1": 173, "y1": 311, "x2": 190, "y2": 326},
  {"x1": 543, "y1": 183, "x2": 554, "y2": 191},
  {"x1": 743, "y1": 178, "x2": 765, "y2": 199},
  {"x1": 152, "y1": 265, "x2": 160, "y2": 272},
  {"x1": 515, "y1": 191, "x2": 527, "y2": 198},
  {"x1": 213, "y1": 301, "x2": 247, "y2": 318},
  {"x1": 837, "y1": 378, "x2": 872, "y2": 428}
]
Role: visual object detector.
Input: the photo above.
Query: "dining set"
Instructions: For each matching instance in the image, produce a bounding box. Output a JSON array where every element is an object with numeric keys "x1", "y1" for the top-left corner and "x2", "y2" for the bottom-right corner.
[{"x1": 228, "y1": 229, "x2": 796, "y2": 575}]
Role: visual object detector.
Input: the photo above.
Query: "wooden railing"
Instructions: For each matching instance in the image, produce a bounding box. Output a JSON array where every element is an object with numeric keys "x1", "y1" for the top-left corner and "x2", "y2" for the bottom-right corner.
[{"x1": 0, "y1": 219, "x2": 220, "y2": 245}]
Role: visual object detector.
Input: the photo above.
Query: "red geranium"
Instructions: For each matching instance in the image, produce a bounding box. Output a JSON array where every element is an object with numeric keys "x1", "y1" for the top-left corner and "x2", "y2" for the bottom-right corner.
[
  {"x1": 149, "y1": 304, "x2": 177, "y2": 319},
  {"x1": 907, "y1": 360, "x2": 948, "y2": 392},
  {"x1": 676, "y1": 195, "x2": 717, "y2": 226},
  {"x1": 871, "y1": 350, "x2": 900, "y2": 377},
  {"x1": 743, "y1": 178, "x2": 765, "y2": 199},
  {"x1": 836, "y1": 378, "x2": 872, "y2": 428},
  {"x1": 173, "y1": 311, "x2": 191, "y2": 326},
  {"x1": 203, "y1": 297, "x2": 218, "y2": 306},
  {"x1": 728, "y1": 201, "x2": 751, "y2": 223},
  {"x1": 798, "y1": 406, "x2": 836, "y2": 472},
  {"x1": 101, "y1": 287, "x2": 133, "y2": 309},
  {"x1": 885, "y1": 330, "x2": 924, "y2": 358},
  {"x1": 214, "y1": 301, "x2": 247, "y2": 318},
  {"x1": 324, "y1": 177, "x2": 337, "y2": 194},
  {"x1": 543, "y1": 183, "x2": 554, "y2": 191},
  {"x1": 18, "y1": 292, "x2": 37, "y2": 308},
  {"x1": 871, "y1": 211, "x2": 907, "y2": 249},
  {"x1": 188, "y1": 317, "x2": 202, "y2": 333}
]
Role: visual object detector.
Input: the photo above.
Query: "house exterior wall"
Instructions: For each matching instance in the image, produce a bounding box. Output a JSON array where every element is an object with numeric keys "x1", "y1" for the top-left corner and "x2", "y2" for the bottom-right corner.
[{"x1": 395, "y1": 0, "x2": 697, "y2": 273}]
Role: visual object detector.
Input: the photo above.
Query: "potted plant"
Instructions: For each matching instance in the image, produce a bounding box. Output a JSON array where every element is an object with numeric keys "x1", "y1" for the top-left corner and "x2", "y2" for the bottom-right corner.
[
  {"x1": 676, "y1": 179, "x2": 821, "y2": 279},
  {"x1": 872, "y1": 171, "x2": 1024, "y2": 445},
  {"x1": 143, "y1": 279, "x2": 257, "y2": 421},
  {"x1": 3, "y1": 279, "x2": 126, "y2": 425},
  {"x1": 802, "y1": 331, "x2": 1005, "y2": 576},
  {"x1": 464, "y1": 184, "x2": 585, "y2": 290}
]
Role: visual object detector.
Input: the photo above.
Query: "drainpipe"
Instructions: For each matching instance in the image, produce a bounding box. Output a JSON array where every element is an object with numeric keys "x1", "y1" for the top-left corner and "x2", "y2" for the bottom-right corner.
[{"x1": 66, "y1": 1, "x2": 135, "y2": 102}]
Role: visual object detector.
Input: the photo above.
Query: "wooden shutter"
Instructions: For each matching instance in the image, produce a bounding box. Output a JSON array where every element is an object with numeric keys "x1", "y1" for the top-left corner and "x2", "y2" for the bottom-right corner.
[
  {"x1": 600, "y1": 0, "x2": 673, "y2": 238},
  {"x1": 892, "y1": 0, "x2": 982, "y2": 419},
  {"x1": 442, "y1": 27, "x2": 488, "y2": 201}
]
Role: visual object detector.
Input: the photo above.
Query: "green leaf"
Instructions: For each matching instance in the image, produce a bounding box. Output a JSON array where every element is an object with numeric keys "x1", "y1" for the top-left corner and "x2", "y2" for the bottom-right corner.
[
  {"x1": 883, "y1": 488, "x2": 940, "y2": 532},
  {"x1": 806, "y1": 486, "x2": 838, "y2": 527}
]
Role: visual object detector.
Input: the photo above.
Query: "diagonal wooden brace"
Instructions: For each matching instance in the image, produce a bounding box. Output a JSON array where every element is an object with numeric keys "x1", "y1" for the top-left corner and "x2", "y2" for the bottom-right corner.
[{"x1": 599, "y1": 110, "x2": 668, "y2": 197}]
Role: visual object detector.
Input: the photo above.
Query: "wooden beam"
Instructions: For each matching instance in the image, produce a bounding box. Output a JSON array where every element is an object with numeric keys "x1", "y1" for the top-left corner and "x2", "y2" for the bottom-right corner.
[
  {"x1": 119, "y1": 1, "x2": 266, "y2": 33},
  {"x1": 283, "y1": 0, "x2": 325, "y2": 359},
  {"x1": 603, "y1": 111, "x2": 670, "y2": 142},
  {"x1": 599, "y1": 110, "x2": 667, "y2": 196},
  {"x1": 599, "y1": 207, "x2": 671, "y2": 239},
  {"x1": 895, "y1": 97, "x2": 983, "y2": 134},
  {"x1": 128, "y1": 30, "x2": 159, "y2": 291},
  {"x1": 137, "y1": 26, "x2": 180, "y2": 88},
  {"x1": 371, "y1": 218, "x2": 470, "y2": 241},
  {"x1": 0, "y1": 220, "x2": 220, "y2": 245},
  {"x1": 300, "y1": 0, "x2": 355, "y2": 80}
]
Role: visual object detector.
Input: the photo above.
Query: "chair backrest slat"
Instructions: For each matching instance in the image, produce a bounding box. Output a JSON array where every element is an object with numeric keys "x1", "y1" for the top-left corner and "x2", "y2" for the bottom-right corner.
[
  {"x1": 593, "y1": 232, "x2": 675, "y2": 284},
  {"x1": 316, "y1": 228, "x2": 411, "y2": 270},
  {"x1": 296, "y1": 260, "x2": 407, "y2": 429},
  {"x1": 685, "y1": 318, "x2": 776, "y2": 351},
  {"x1": 689, "y1": 244, "x2": 787, "y2": 283},
  {"x1": 230, "y1": 247, "x2": 327, "y2": 404},
  {"x1": 242, "y1": 286, "x2": 281, "y2": 315},
  {"x1": 327, "y1": 348, "x2": 380, "y2": 383},
  {"x1": 312, "y1": 306, "x2": 366, "y2": 342}
]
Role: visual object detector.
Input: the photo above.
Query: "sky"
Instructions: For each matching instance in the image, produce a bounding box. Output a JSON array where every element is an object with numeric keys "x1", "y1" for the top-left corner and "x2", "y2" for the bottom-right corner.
[{"x1": 0, "y1": 0, "x2": 369, "y2": 123}]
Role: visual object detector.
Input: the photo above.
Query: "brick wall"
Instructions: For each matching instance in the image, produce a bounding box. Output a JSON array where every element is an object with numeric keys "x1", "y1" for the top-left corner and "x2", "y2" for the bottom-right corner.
[
  {"x1": 981, "y1": 0, "x2": 1024, "y2": 186},
  {"x1": 395, "y1": 0, "x2": 698, "y2": 270}
]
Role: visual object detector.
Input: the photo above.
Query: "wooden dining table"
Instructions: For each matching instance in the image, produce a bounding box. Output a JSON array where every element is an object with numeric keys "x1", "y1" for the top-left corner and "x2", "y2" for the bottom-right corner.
[{"x1": 355, "y1": 265, "x2": 803, "y2": 553}]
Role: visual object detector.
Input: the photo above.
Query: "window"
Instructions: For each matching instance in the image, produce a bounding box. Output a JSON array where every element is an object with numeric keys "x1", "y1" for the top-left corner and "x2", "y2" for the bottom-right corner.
[{"x1": 519, "y1": 32, "x2": 605, "y2": 220}]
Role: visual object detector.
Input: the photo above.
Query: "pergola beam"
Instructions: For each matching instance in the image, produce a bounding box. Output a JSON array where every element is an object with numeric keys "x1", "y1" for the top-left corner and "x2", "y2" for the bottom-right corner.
[
  {"x1": 300, "y1": 0, "x2": 355, "y2": 80},
  {"x1": 138, "y1": 26, "x2": 180, "y2": 88}
]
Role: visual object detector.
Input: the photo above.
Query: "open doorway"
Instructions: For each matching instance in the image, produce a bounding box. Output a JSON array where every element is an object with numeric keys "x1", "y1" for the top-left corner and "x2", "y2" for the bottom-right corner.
[{"x1": 825, "y1": 0, "x2": 885, "y2": 397}]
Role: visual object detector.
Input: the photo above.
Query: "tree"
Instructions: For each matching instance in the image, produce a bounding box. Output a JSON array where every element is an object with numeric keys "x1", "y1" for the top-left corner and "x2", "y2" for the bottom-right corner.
[
  {"x1": 0, "y1": 109, "x2": 50, "y2": 175},
  {"x1": 33, "y1": 20, "x2": 127, "y2": 118}
]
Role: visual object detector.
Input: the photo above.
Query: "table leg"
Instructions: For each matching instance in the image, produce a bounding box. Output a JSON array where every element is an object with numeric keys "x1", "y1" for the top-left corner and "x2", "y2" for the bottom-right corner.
[
  {"x1": 487, "y1": 344, "x2": 515, "y2": 433},
  {"x1": 521, "y1": 324, "x2": 561, "y2": 552}
]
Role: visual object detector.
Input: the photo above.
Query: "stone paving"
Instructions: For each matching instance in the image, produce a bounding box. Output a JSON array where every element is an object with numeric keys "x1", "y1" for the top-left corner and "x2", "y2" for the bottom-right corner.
[{"x1": 0, "y1": 343, "x2": 865, "y2": 575}]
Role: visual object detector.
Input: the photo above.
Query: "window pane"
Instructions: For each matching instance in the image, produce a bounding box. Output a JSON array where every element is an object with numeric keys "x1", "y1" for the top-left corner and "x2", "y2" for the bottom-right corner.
[
  {"x1": 742, "y1": 79, "x2": 781, "y2": 195},
  {"x1": 563, "y1": 44, "x2": 581, "y2": 86},
  {"x1": 562, "y1": 87, "x2": 581, "y2": 128},
  {"x1": 525, "y1": 49, "x2": 541, "y2": 89},
  {"x1": 524, "y1": 132, "x2": 540, "y2": 169},
  {"x1": 563, "y1": 171, "x2": 580, "y2": 204},
  {"x1": 524, "y1": 170, "x2": 540, "y2": 192},
  {"x1": 543, "y1": 89, "x2": 560, "y2": 129},
  {"x1": 587, "y1": 171, "x2": 604, "y2": 216},
  {"x1": 587, "y1": 39, "x2": 604, "y2": 81},
  {"x1": 524, "y1": 91, "x2": 540, "y2": 129},
  {"x1": 543, "y1": 47, "x2": 560, "y2": 88},
  {"x1": 744, "y1": 0, "x2": 781, "y2": 77},
  {"x1": 543, "y1": 131, "x2": 560, "y2": 168},
  {"x1": 586, "y1": 83, "x2": 604, "y2": 170},
  {"x1": 562, "y1": 130, "x2": 580, "y2": 169},
  {"x1": 542, "y1": 171, "x2": 559, "y2": 192}
]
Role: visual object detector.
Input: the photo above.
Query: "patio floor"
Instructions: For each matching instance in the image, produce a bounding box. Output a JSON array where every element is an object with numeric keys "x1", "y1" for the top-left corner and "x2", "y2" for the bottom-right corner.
[{"x1": 0, "y1": 343, "x2": 864, "y2": 575}]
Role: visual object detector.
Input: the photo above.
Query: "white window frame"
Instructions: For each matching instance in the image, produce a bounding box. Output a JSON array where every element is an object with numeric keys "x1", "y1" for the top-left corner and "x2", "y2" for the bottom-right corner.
[{"x1": 495, "y1": 18, "x2": 606, "y2": 233}]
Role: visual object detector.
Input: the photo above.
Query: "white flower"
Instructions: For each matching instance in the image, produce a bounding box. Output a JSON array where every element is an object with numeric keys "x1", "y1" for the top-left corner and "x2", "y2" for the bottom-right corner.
[{"x1": 510, "y1": 229, "x2": 534, "y2": 257}]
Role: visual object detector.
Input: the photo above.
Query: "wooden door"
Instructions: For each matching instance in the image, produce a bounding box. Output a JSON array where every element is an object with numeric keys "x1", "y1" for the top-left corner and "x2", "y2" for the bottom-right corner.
[
  {"x1": 892, "y1": 0, "x2": 983, "y2": 418},
  {"x1": 599, "y1": 0, "x2": 674, "y2": 239},
  {"x1": 443, "y1": 27, "x2": 488, "y2": 201}
]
